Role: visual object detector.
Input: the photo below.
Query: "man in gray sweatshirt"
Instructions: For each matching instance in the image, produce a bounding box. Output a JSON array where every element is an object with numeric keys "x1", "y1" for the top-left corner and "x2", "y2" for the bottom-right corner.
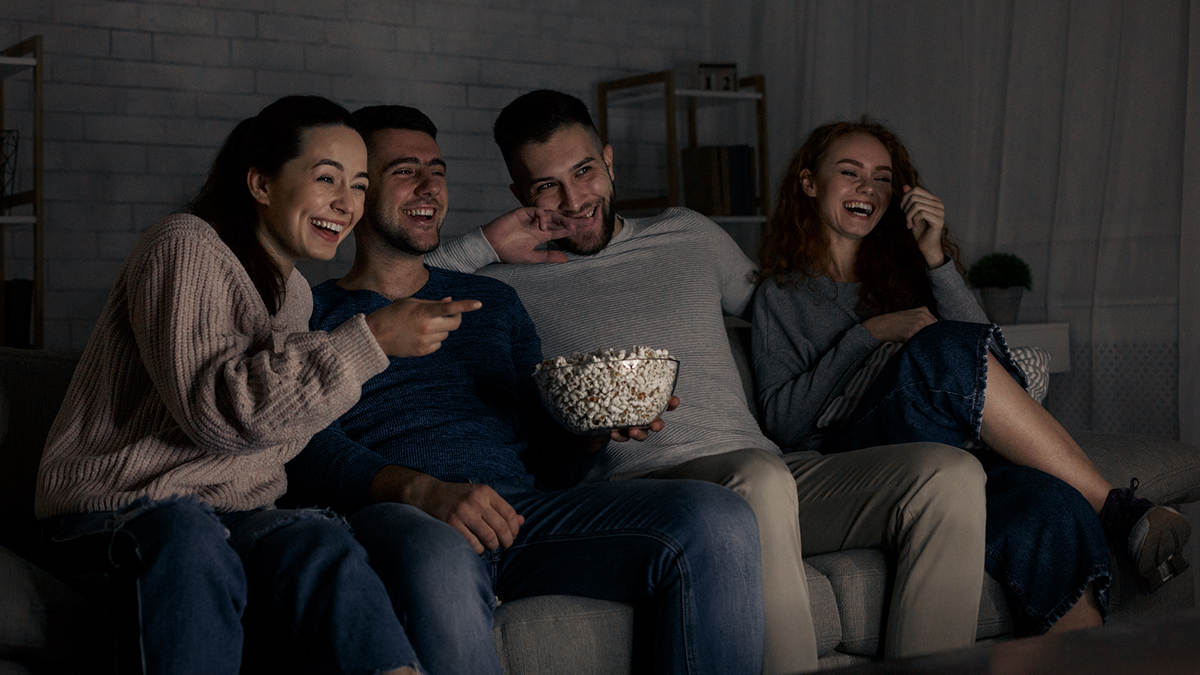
[{"x1": 428, "y1": 89, "x2": 990, "y2": 673}]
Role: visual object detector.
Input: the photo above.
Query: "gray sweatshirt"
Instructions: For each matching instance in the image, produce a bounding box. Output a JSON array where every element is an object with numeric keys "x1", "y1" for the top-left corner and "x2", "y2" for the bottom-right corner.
[
  {"x1": 751, "y1": 262, "x2": 987, "y2": 451},
  {"x1": 430, "y1": 208, "x2": 777, "y2": 481}
]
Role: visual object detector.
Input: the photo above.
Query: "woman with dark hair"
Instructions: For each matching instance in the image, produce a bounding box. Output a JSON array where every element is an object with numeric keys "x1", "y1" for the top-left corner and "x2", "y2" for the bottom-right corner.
[
  {"x1": 34, "y1": 95, "x2": 433, "y2": 674},
  {"x1": 752, "y1": 118, "x2": 1190, "y2": 636}
]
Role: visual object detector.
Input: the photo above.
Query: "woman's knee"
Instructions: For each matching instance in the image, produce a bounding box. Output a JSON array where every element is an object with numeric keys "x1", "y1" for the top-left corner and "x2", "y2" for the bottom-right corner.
[
  {"x1": 115, "y1": 500, "x2": 247, "y2": 621},
  {"x1": 123, "y1": 500, "x2": 240, "y2": 575},
  {"x1": 265, "y1": 513, "x2": 362, "y2": 560},
  {"x1": 891, "y1": 321, "x2": 982, "y2": 371},
  {"x1": 908, "y1": 320, "x2": 973, "y2": 348},
  {"x1": 351, "y1": 503, "x2": 484, "y2": 583}
]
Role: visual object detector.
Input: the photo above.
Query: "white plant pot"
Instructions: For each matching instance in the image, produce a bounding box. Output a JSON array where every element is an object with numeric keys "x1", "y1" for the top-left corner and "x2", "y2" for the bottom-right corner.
[{"x1": 980, "y1": 287, "x2": 1024, "y2": 324}]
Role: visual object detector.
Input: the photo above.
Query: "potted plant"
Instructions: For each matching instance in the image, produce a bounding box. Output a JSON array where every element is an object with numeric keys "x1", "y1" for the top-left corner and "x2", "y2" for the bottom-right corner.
[{"x1": 967, "y1": 252, "x2": 1032, "y2": 324}]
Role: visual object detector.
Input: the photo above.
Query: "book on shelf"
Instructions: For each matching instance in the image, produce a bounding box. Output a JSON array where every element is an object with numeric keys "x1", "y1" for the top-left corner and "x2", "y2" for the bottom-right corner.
[{"x1": 681, "y1": 144, "x2": 755, "y2": 217}]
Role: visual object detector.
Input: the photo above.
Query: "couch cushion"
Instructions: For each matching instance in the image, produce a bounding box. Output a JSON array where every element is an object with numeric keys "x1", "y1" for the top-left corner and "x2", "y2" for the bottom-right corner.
[
  {"x1": 0, "y1": 545, "x2": 93, "y2": 659},
  {"x1": 492, "y1": 567, "x2": 846, "y2": 672},
  {"x1": 806, "y1": 548, "x2": 1017, "y2": 656},
  {"x1": 1076, "y1": 431, "x2": 1200, "y2": 506},
  {"x1": 976, "y1": 571, "x2": 1013, "y2": 640},
  {"x1": 803, "y1": 560, "x2": 843, "y2": 655},
  {"x1": 0, "y1": 348, "x2": 79, "y2": 556},
  {"x1": 493, "y1": 595, "x2": 632, "y2": 675},
  {"x1": 805, "y1": 549, "x2": 889, "y2": 656}
]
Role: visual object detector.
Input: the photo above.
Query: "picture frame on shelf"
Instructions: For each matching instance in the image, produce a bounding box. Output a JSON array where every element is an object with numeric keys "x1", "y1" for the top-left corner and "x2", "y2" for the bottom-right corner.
[{"x1": 694, "y1": 63, "x2": 738, "y2": 91}]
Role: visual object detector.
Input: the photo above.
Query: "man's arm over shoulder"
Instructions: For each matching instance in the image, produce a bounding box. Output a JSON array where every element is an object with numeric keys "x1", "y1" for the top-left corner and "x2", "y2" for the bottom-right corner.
[
  {"x1": 427, "y1": 207, "x2": 578, "y2": 273},
  {"x1": 426, "y1": 227, "x2": 500, "y2": 273}
]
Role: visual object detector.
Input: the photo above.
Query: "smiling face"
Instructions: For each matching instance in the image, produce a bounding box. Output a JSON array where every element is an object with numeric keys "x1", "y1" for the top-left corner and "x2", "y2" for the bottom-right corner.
[
  {"x1": 363, "y1": 128, "x2": 448, "y2": 256},
  {"x1": 510, "y1": 124, "x2": 617, "y2": 256},
  {"x1": 801, "y1": 133, "x2": 894, "y2": 247},
  {"x1": 252, "y1": 124, "x2": 368, "y2": 269}
]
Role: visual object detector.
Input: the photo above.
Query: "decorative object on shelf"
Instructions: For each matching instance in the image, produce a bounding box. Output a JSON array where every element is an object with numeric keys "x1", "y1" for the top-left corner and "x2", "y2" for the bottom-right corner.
[
  {"x1": 0, "y1": 130, "x2": 16, "y2": 213},
  {"x1": 694, "y1": 63, "x2": 738, "y2": 91},
  {"x1": 596, "y1": 70, "x2": 768, "y2": 219},
  {"x1": 968, "y1": 252, "x2": 1032, "y2": 324},
  {"x1": 681, "y1": 144, "x2": 755, "y2": 217}
]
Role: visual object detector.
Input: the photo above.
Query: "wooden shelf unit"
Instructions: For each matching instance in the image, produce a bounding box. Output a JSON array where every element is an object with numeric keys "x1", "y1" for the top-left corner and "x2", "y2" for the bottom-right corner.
[
  {"x1": 596, "y1": 70, "x2": 768, "y2": 220},
  {"x1": 0, "y1": 35, "x2": 44, "y2": 348}
]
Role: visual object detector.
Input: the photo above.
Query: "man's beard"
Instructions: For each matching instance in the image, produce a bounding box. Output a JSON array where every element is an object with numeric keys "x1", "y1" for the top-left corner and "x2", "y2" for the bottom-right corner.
[
  {"x1": 369, "y1": 204, "x2": 441, "y2": 256},
  {"x1": 556, "y1": 192, "x2": 617, "y2": 257}
]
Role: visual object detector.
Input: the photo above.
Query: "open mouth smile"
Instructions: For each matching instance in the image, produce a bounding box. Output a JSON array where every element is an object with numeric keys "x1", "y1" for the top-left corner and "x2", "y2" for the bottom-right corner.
[
  {"x1": 311, "y1": 218, "x2": 345, "y2": 234},
  {"x1": 402, "y1": 206, "x2": 438, "y2": 221},
  {"x1": 843, "y1": 201, "x2": 875, "y2": 217},
  {"x1": 566, "y1": 205, "x2": 598, "y2": 221}
]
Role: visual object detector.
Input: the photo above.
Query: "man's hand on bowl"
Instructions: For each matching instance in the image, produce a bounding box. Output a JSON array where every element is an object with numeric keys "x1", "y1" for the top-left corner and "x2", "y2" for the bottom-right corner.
[{"x1": 609, "y1": 396, "x2": 680, "y2": 442}]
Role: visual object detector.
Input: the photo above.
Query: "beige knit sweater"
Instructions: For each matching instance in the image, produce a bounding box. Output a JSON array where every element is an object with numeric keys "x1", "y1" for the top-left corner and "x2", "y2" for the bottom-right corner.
[{"x1": 35, "y1": 214, "x2": 389, "y2": 519}]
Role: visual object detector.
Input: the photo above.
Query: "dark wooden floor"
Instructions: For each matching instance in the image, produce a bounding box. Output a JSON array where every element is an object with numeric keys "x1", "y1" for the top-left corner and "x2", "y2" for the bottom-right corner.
[{"x1": 824, "y1": 608, "x2": 1200, "y2": 675}]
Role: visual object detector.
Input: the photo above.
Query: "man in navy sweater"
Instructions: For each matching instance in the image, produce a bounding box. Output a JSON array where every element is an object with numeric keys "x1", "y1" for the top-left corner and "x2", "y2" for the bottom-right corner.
[{"x1": 285, "y1": 105, "x2": 767, "y2": 675}]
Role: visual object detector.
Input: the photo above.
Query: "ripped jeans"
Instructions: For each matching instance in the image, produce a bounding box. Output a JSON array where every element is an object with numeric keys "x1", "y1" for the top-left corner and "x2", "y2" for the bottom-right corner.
[
  {"x1": 832, "y1": 320, "x2": 1111, "y2": 635},
  {"x1": 39, "y1": 496, "x2": 418, "y2": 675}
]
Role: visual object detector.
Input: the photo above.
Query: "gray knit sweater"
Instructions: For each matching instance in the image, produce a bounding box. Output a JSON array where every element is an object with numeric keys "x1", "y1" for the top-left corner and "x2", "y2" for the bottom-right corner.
[
  {"x1": 429, "y1": 207, "x2": 777, "y2": 480},
  {"x1": 751, "y1": 262, "x2": 987, "y2": 451},
  {"x1": 36, "y1": 214, "x2": 389, "y2": 519}
]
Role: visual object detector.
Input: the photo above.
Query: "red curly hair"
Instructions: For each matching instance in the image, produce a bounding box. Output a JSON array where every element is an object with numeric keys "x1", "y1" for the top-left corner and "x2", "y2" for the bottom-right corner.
[{"x1": 757, "y1": 118, "x2": 963, "y2": 316}]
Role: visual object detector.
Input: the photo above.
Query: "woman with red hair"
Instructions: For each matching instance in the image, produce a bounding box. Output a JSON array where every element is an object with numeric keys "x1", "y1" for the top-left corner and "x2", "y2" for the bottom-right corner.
[{"x1": 752, "y1": 118, "x2": 1189, "y2": 635}]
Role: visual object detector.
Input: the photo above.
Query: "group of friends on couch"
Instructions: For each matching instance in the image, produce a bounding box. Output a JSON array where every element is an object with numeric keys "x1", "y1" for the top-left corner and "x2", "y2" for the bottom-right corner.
[{"x1": 31, "y1": 89, "x2": 1192, "y2": 675}]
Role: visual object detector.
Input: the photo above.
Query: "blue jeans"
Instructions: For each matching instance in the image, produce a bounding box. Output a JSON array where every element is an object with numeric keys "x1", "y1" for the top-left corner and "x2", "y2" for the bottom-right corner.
[
  {"x1": 831, "y1": 320, "x2": 1111, "y2": 635},
  {"x1": 353, "y1": 478, "x2": 765, "y2": 675},
  {"x1": 40, "y1": 497, "x2": 418, "y2": 675},
  {"x1": 349, "y1": 503, "x2": 501, "y2": 675}
]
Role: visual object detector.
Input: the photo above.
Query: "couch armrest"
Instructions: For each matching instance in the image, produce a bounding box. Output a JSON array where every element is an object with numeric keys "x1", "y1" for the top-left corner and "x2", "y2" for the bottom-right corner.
[
  {"x1": 0, "y1": 347, "x2": 80, "y2": 555},
  {"x1": 0, "y1": 544, "x2": 95, "y2": 660},
  {"x1": 1075, "y1": 431, "x2": 1200, "y2": 505}
]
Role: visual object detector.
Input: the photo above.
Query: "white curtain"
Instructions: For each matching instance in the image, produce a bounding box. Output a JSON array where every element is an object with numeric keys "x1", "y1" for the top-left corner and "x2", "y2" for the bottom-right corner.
[{"x1": 728, "y1": 0, "x2": 1197, "y2": 442}]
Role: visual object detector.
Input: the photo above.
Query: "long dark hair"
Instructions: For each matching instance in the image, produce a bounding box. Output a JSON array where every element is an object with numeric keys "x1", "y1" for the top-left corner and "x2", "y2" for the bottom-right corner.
[
  {"x1": 188, "y1": 95, "x2": 356, "y2": 314},
  {"x1": 757, "y1": 117, "x2": 963, "y2": 316}
]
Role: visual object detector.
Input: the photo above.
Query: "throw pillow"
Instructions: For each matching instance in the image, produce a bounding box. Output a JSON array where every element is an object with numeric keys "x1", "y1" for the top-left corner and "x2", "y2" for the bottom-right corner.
[{"x1": 1008, "y1": 346, "x2": 1051, "y2": 404}]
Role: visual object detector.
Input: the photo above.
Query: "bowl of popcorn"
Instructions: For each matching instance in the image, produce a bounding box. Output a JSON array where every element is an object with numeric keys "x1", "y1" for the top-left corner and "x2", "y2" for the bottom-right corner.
[{"x1": 534, "y1": 346, "x2": 679, "y2": 435}]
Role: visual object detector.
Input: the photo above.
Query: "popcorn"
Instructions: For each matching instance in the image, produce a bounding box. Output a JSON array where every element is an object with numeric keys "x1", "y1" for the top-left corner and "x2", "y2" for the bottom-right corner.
[{"x1": 535, "y1": 346, "x2": 678, "y2": 435}]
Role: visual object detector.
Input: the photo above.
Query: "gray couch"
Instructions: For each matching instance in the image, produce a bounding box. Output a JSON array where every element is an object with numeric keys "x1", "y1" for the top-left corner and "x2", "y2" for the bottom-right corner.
[{"x1": 3, "y1": 335, "x2": 1199, "y2": 673}]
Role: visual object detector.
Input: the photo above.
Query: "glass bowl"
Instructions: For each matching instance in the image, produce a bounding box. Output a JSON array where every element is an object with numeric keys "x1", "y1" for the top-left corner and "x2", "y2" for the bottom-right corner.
[{"x1": 535, "y1": 356, "x2": 680, "y2": 435}]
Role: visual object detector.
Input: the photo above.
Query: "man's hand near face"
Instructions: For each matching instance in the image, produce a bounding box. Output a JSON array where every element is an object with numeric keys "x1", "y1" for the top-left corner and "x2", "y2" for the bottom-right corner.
[{"x1": 482, "y1": 207, "x2": 577, "y2": 264}]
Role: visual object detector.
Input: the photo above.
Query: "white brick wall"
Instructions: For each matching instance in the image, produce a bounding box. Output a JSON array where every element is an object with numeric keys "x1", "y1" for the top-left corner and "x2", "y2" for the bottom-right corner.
[{"x1": 2, "y1": 0, "x2": 727, "y2": 349}]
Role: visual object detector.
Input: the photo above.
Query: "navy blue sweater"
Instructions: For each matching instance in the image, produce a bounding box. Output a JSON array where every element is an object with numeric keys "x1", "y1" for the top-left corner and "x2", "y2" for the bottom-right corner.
[{"x1": 285, "y1": 267, "x2": 562, "y2": 513}]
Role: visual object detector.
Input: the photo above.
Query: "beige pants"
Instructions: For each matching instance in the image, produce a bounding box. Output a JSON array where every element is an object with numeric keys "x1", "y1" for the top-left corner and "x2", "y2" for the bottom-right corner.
[{"x1": 625, "y1": 443, "x2": 987, "y2": 674}]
